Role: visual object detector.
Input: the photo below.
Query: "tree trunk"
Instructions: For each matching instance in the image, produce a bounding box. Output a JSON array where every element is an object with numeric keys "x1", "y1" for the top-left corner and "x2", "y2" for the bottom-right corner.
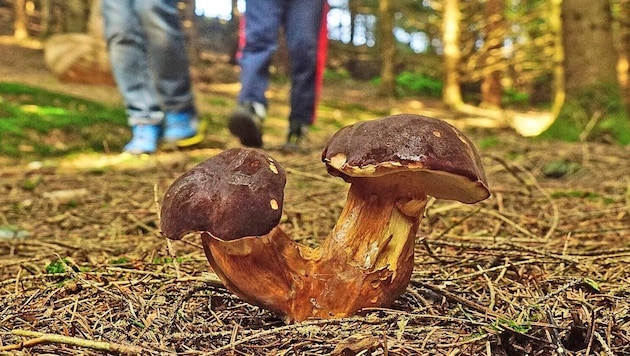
[
  {"x1": 228, "y1": 0, "x2": 241, "y2": 64},
  {"x1": 349, "y1": 0, "x2": 358, "y2": 45},
  {"x1": 563, "y1": 0, "x2": 617, "y2": 94},
  {"x1": 62, "y1": 0, "x2": 90, "y2": 33},
  {"x1": 619, "y1": 0, "x2": 630, "y2": 107},
  {"x1": 39, "y1": 0, "x2": 52, "y2": 39},
  {"x1": 442, "y1": 0, "x2": 463, "y2": 108},
  {"x1": 549, "y1": 0, "x2": 565, "y2": 116},
  {"x1": 378, "y1": 0, "x2": 395, "y2": 96},
  {"x1": 181, "y1": 0, "x2": 199, "y2": 66},
  {"x1": 14, "y1": 0, "x2": 28, "y2": 40},
  {"x1": 480, "y1": 0, "x2": 504, "y2": 108},
  {"x1": 542, "y1": 0, "x2": 630, "y2": 143}
]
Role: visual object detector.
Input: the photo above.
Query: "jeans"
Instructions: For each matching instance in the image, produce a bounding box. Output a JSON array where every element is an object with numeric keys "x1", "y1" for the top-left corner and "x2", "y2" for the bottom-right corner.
[
  {"x1": 102, "y1": 0, "x2": 195, "y2": 126},
  {"x1": 238, "y1": 0, "x2": 327, "y2": 126}
]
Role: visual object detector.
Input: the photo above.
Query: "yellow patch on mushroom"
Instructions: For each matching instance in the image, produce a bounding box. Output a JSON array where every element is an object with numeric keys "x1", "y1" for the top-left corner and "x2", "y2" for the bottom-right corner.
[
  {"x1": 269, "y1": 198, "x2": 279, "y2": 210},
  {"x1": 329, "y1": 153, "x2": 347, "y2": 170},
  {"x1": 432, "y1": 130, "x2": 442, "y2": 138},
  {"x1": 268, "y1": 159, "x2": 279, "y2": 174}
]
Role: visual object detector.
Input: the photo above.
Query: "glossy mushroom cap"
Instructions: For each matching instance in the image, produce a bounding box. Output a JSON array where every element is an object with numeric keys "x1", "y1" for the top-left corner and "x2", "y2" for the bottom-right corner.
[
  {"x1": 160, "y1": 148, "x2": 286, "y2": 241},
  {"x1": 322, "y1": 114, "x2": 490, "y2": 204}
]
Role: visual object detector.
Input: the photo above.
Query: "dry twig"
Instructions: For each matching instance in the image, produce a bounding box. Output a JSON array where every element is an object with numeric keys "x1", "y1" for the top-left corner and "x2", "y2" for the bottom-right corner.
[{"x1": 2, "y1": 330, "x2": 143, "y2": 355}]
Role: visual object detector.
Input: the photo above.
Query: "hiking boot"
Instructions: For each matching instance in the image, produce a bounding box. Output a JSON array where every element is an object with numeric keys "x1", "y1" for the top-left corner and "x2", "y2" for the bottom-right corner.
[
  {"x1": 163, "y1": 110, "x2": 201, "y2": 146},
  {"x1": 124, "y1": 124, "x2": 161, "y2": 154},
  {"x1": 228, "y1": 102, "x2": 264, "y2": 148},
  {"x1": 281, "y1": 121, "x2": 309, "y2": 153}
]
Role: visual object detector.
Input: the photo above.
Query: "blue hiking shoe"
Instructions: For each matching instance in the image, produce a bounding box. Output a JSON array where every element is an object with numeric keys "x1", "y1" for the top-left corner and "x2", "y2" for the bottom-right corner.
[
  {"x1": 163, "y1": 110, "x2": 201, "y2": 146},
  {"x1": 124, "y1": 124, "x2": 161, "y2": 154},
  {"x1": 228, "y1": 102, "x2": 264, "y2": 148}
]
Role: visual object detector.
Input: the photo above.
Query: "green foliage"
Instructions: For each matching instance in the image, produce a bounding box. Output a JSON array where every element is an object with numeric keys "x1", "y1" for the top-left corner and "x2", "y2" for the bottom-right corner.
[
  {"x1": 492, "y1": 318, "x2": 532, "y2": 334},
  {"x1": 394, "y1": 71, "x2": 443, "y2": 97},
  {"x1": 541, "y1": 159, "x2": 580, "y2": 178},
  {"x1": 549, "y1": 190, "x2": 615, "y2": 204},
  {"x1": 502, "y1": 88, "x2": 530, "y2": 108},
  {"x1": 46, "y1": 258, "x2": 70, "y2": 274},
  {"x1": 0, "y1": 82, "x2": 128, "y2": 157},
  {"x1": 540, "y1": 82, "x2": 630, "y2": 144},
  {"x1": 583, "y1": 278, "x2": 601, "y2": 291},
  {"x1": 21, "y1": 175, "x2": 42, "y2": 191},
  {"x1": 110, "y1": 257, "x2": 131, "y2": 266},
  {"x1": 550, "y1": 190, "x2": 601, "y2": 199},
  {"x1": 324, "y1": 68, "x2": 351, "y2": 81},
  {"x1": 207, "y1": 97, "x2": 229, "y2": 106},
  {"x1": 478, "y1": 136, "x2": 500, "y2": 149},
  {"x1": 152, "y1": 256, "x2": 184, "y2": 264}
]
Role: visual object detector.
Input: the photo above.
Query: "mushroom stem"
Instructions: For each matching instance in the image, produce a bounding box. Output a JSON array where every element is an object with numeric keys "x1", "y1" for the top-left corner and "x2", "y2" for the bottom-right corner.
[
  {"x1": 201, "y1": 175, "x2": 428, "y2": 322},
  {"x1": 322, "y1": 177, "x2": 427, "y2": 274}
]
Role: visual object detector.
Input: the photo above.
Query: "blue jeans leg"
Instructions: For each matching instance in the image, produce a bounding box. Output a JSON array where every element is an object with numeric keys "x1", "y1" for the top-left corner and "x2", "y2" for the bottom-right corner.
[
  {"x1": 285, "y1": 0, "x2": 326, "y2": 126},
  {"x1": 238, "y1": 0, "x2": 326, "y2": 126},
  {"x1": 102, "y1": 0, "x2": 195, "y2": 126},
  {"x1": 238, "y1": 0, "x2": 283, "y2": 108}
]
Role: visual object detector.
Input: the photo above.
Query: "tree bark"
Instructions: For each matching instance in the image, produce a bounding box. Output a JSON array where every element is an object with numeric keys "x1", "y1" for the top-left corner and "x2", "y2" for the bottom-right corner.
[
  {"x1": 62, "y1": 0, "x2": 90, "y2": 33},
  {"x1": 619, "y1": 0, "x2": 630, "y2": 107},
  {"x1": 549, "y1": 0, "x2": 565, "y2": 116},
  {"x1": 442, "y1": 0, "x2": 463, "y2": 108},
  {"x1": 543, "y1": 0, "x2": 630, "y2": 143},
  {"x1": 14, "y1": 0, "x2": 28, "y2": 40},
  {"x1": 562, "y1": 0, "x2": 617, "y2": 94},
  {"x1": 378, "y1": 0, "x2": 396, "y2": 96},
  {"x1": 39, "y1": 0, "x2": 52, "y2": 39},
  {"x1": 480, "y1": 0, "x2": 504, "y2": 108}
]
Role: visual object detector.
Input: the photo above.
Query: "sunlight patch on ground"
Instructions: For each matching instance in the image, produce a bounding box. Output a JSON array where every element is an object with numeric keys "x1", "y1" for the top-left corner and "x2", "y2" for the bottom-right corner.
[
  {"x1": 54, "y1": 149, "x2": 222, "y2": 172},
  {"x1": 0, "y1": 35, "x2": 43, "y2": 49},
  {"x1": 509, "y1": 111, "x2": 555, "y2": 137}
]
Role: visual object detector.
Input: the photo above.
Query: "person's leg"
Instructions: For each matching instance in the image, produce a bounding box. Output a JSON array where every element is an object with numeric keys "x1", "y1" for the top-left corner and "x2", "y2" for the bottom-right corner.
[
  {"x1": 135, "y1": 0, "x2": 198, "y2": 143},
  {"x1": 238, "y1": 0, "x2": 283, "y2": 107},
  {"x1": 284, "y1": 0, "x2": 327, "y2": 129},
  {"x1": 102, "y1": 0, "x2": 162, "y2": 125},
  {"x1": 229, "y1": 0, "x2": 284, "y2": 147},
  {"x1": 102, "y1": 0, "x2": 162, "y2": 153}
]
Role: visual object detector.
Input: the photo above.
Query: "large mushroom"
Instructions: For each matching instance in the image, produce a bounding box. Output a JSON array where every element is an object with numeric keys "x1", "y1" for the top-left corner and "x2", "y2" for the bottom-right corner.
[{"x1": 160, "y1": 114, "x2": 490, "y2": 322}]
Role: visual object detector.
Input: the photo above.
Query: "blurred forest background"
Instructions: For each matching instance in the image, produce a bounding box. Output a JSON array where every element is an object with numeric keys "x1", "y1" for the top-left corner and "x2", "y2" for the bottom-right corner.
[{"x1": 1, "y1": 0, "x2": 630, "y2": 143}]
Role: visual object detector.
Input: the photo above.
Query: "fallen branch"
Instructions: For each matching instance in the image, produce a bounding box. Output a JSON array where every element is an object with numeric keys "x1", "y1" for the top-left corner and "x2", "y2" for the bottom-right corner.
[{"x1": 3, "y1": 330, "x2": 143, "y2": 355}]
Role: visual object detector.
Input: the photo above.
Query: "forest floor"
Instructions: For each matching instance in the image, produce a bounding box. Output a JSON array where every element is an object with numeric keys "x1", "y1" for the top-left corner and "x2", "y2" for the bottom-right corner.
[{"x1": 0, "y1": 39, "x2": 629, "y2": 355}]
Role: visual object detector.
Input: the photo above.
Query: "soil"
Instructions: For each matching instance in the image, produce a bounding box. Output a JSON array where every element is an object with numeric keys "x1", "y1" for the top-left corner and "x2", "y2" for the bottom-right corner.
[{"x1": 1, "y1": 38, "x2": 629, "y2": 355}]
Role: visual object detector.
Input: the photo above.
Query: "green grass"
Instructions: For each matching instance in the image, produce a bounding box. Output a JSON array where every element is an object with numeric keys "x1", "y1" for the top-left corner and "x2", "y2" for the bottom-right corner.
[{"x1": 0, "y1": 82, "x2": 128, "y2": 158}]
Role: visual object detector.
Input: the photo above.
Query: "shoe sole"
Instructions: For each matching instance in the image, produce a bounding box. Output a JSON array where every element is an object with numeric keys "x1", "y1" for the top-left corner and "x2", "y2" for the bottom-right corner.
[
  {"x1": 228, "y1": 112, "x2": 263, "y2": 148},
  {"x1": 174, "y1": 119, "x2": 208, "y2": 147},
  {"x1": 160, "y1": 119, "x2": 208, "y2": 149}
]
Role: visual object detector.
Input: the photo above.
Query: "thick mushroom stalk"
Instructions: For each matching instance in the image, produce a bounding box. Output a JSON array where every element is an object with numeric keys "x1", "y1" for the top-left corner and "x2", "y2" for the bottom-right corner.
[{"x1": 160, "y1": 114, "x2": 490, "y2": 322}]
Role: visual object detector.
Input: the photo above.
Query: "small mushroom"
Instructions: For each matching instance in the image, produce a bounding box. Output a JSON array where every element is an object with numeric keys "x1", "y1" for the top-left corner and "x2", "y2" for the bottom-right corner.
[
  {"x1": 160, "y1": 114, "x2": 490, "y2": 322},
  {"x1": 160, "y1": 148, "x2": 285, "y2": 241}
]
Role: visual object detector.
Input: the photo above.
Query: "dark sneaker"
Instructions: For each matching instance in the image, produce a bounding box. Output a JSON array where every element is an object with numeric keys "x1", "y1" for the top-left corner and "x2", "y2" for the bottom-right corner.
[
  {"x1": 124, "y1": 124, "x2": 161, "y2": 154},
  {"x1": 281, "y1": 121, "x2": 309, "y2": 153},
  {"x1": 228, "y1": 102, "x2": 264, "y2": 148}
]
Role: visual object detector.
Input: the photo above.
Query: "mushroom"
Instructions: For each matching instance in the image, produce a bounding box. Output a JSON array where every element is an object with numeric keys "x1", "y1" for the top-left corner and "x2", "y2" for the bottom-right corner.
[{"x1": 160, "y1": 114, "x2": 490, "y2": 322}]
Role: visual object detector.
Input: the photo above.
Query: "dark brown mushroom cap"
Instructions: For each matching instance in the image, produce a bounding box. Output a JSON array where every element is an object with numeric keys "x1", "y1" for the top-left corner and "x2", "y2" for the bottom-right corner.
[
  {"x1": 322, "y1": 114, "x2": 490, "y2": 203},
  {"x1": 160, "y1": 148, "x2": 286, "y2": 241}
]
